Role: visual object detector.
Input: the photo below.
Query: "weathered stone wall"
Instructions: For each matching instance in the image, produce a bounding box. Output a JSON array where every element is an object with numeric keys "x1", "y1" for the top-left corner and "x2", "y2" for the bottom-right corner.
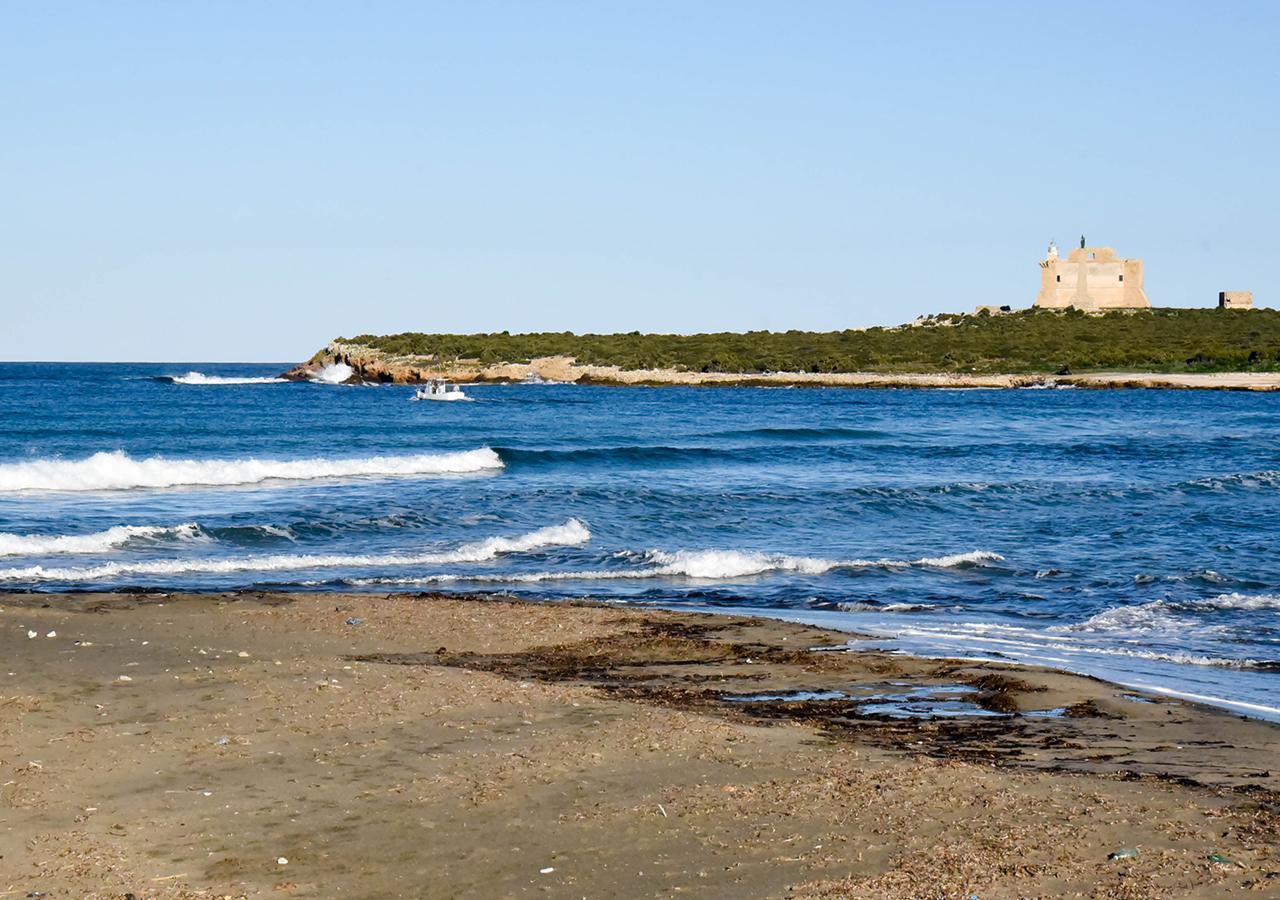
[
  {"x1": 1219, "y1": 291, "x2": 1253, "y2": 310},
  {"x1": 1035, "y1": 246, "x2": 1150, "y2": 310}
]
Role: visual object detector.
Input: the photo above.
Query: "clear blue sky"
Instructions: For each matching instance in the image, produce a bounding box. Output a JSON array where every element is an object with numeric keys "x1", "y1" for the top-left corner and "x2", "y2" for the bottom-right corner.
[{"x1": 3, "y1": 1, "x2": 1277, "y2": 361}]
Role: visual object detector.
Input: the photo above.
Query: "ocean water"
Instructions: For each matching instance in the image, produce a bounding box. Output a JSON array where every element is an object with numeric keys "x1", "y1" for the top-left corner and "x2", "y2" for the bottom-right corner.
[{"x1": 2, "y1": 362, "x2": 1279, "y2": 719}]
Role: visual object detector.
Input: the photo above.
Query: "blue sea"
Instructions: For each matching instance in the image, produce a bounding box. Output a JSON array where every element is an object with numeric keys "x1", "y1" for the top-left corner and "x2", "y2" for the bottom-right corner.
[{"x1": 2, "y1": 362, "x2": 1279, "y2": 719}]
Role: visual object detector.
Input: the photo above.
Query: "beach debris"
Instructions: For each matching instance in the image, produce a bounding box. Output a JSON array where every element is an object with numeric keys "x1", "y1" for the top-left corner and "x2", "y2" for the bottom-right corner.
[
  {"x1": 237, "y1": 651, "x2": 250, "y2": 658},
  {"x1": 46, "y1": 630, "x2": 56, "y2": 638},
  {"x1": 27, "y1": 630, "x2": 37, "y2": 639},
  {"x1": 1207, "y1": 852, "x2": 1236, "y2": 867},
  {"x1": 1108, "y1": 847, "x2": 1140, "y2": 860},
  {"x1": 540, "y1": 867, "x2": 555, "y2": 875},
  {"x1": 345, "y1": 617, "x2": 364, "y2": 626},
  {"x1": 117, "y1": 675, "x2": 133, "y2": 682},
  {"x1": 276, "y1": 856, "x2": 289, "y2": 866},
  {"x1": 214, "y1": 735, "x2": 231, "y2": 746}
]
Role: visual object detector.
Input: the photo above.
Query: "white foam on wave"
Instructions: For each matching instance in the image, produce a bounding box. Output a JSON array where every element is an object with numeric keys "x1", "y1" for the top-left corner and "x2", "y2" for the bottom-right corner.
[
  {"x1": 1056, "y1": 592, "x2": 1280, "y2": 636},
  {"x1": 1199, "y1": 592, "x2": 1280, "y2": 611},
  {"x1": 913, "y1": 550, "x2": 1004, "y2": 568},
  {"x1": 0, "y1": 519, "x2": 589, "y2": 582},
  {"x1": 646, "y1": 549, "x2": 837, "y2": 578},
  {"x1": 887, "y1": 622, "x2": 1270, "y2": 670},
  {"x1": 0, "y1": 447, "x2": 503, "y2": 493},
  {"x1": 0, "y1": 523, "x2": 201, "y2": 557},
  {"x1": 642, "y1": 548, "x2": 1002, "y2": 578},
  {"x1": 310, "y1": 362, "x2": 354, "y2": 384},
  {"x1": 836, "y1": 601, "x2": 938, "y2": 613},
  {"x1": 1184, "y1": 470, "x2": 1280, "y2": 492},
  {"x1": 345, "y1": 546, "x2": 1003, "y2": 586},
  {"x1": 171, "y1": 372, "x2": 286, "y2": 385}
]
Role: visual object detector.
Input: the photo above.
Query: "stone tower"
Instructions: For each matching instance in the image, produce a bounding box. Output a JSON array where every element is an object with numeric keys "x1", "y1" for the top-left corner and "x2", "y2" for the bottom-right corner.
[{"x1": 1035, "y1": 242, "x2": 1150, "y2": 311}]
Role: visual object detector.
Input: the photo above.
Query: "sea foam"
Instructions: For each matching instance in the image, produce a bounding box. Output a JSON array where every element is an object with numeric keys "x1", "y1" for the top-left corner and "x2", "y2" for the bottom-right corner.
[
  {"x1": 169, "y1": 372, "x2": 286, "y2": 385},
  {"x1": 0, "y1": 448, "x2": 503, "y2": 493},
  {"x1": 1058, "y1": 592, "x2": 1280, "y2": 635},
  {"x1": 345, "y1": 545, "x2": 1003, "y2": 586},
  {"x1": 0, "y1": 523, "x2": 201, "y2": 556},
  {"x1": 310, "y1": 362, "x2": 354, "y2": 384},
  {"x1": 0, "y1": 519, "x2": 589, "y2": 582}
]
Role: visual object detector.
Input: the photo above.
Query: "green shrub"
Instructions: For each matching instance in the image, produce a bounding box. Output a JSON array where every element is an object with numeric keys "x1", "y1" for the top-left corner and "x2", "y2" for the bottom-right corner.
[{"x1": 340, "y1": 309, "x2": 1280, "y2": 374}]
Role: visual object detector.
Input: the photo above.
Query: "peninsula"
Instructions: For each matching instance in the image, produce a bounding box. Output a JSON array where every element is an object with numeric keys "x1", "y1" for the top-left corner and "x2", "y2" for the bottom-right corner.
[{"x1": 285, "y1": 308, "x2": 1280, "y2": 390}]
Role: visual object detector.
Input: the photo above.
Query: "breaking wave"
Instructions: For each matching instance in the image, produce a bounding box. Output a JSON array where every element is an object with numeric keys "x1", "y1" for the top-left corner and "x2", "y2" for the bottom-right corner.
[
  {"x1": 0, "y1": 523, "x2": 202, "y2": 556},
  {"x1": 698, "y1": 426, "x2": 888, "y2": 442},
  {"x1": 0, "y1": 519, "x2": 589, "y2": 582},
  {"x1": 1180, "y1": 470, "x2": 1280, "y2": 492},
  {"x1": 165, "y1": 372, "x2": 286, "y2": 385},
  {"x1": 310, "y1": 362, "x2": 354, "y2": 384},
  {"x1": 835, "y1": 601, "x2": 939, "y2": 613},
  {"x1": 344, "y1": 546, "x2": 1003, "y2": 586},
  {"x1": 0, "y1": 448, "x2": 503, "y2": 492},
  {"x1": 1057, "y1": 593, "x2": 1280, "y2": 635},
  {"x1": 913, "y1": 550, "x2": 1004, "y2": 568}
]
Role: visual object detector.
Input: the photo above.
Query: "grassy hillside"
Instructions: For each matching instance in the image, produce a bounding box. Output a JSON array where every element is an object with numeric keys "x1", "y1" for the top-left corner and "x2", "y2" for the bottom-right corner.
[{"x1": 343, "y1": 308, "x2": 1280, "y2": 375}]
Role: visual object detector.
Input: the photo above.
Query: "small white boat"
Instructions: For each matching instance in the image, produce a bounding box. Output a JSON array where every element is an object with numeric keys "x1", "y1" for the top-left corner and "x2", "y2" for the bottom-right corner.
[{"x1": 414, "y1": 380, "x2": 469, "y2": 401}]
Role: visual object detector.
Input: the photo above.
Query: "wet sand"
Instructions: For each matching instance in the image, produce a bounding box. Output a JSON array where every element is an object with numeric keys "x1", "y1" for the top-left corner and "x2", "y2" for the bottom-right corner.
[{"x1": 1, "y1": 591, "x2": 1277, "y2": 898}]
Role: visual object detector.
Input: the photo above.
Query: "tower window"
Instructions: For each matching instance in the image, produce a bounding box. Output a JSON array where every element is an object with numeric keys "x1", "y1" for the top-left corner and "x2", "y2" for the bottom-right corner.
[
  {"x1": 1056, "y1": 275, "x2": 1061, "y2": 282},
  {"x1": 1119, "y1": 275, "x2": 1124, "y2": 282}
]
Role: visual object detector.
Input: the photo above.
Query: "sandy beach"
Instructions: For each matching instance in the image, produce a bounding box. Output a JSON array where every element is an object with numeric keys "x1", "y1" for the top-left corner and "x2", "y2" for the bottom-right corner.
[{"x1": 2, "y1": 591, "x2": 1277, "y2": 898}]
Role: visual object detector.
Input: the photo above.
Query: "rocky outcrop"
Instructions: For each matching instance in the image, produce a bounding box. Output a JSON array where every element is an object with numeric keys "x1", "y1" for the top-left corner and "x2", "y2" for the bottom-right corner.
[{"x1": 282, "y1": 341, "x2": 1280, "y2": 390}]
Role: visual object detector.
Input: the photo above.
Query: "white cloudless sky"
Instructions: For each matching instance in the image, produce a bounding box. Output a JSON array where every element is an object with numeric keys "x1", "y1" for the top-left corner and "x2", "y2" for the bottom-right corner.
[{"x1": 2, "y1": 1, "x2": 1277, "y2": 361}]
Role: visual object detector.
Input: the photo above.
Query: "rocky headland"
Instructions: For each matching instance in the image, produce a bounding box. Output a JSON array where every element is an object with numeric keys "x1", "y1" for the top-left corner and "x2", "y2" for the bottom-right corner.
[{"x1": 284, "y1": 339, "x2": 1280, "y2": 390}]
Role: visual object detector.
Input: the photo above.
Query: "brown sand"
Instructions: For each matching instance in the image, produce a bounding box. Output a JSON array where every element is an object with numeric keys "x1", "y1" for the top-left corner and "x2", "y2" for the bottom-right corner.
[{"x1": 1, "y1": 591, "x2": 1277, "y2": 899}]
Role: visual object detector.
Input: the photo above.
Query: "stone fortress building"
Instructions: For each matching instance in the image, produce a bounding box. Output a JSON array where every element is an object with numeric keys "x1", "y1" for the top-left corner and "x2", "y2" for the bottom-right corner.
[
  {"x1": 966, "y1": 236, "x2": 1255, "y2": 315},
  {"x1": 1034, "y1": 236, "x2": 1150, "y2": 311},
  {"x1": 1219, "y1": 291, "x2": 1253, "y2": 310}
]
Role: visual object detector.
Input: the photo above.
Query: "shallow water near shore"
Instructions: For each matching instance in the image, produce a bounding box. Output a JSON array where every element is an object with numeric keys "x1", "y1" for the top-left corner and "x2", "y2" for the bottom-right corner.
[{"x1": 2, "y1": 362, "x2": 1279, "y2": 718}]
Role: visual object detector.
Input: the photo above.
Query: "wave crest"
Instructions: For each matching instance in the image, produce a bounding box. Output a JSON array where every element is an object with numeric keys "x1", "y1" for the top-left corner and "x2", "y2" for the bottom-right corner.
[
  {"x1": 0, "y1": 448, "x2": 503, "y2": 493},
  {"x1": 0, "y1": 523, "x2": 201, "y2": 556},
  {"x1": 341, "y1": 545, "x2": 1003, "y2": 586},
  {"x1": 646, "y1": 549, "x2": 836, "y2": 579},
  {"x1": 1057, "y1": 592, "x2": 1280, "y2": 635},
  {"x1": 0, "y1": 519, "x2": 588, "y2": 582},
  {"x1": 167, "y1": 372, "x2": 286, "y2": 385}
]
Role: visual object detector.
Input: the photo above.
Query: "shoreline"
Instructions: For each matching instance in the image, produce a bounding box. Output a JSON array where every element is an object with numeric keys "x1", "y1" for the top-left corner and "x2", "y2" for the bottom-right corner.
[
  {"x1": 3, "y1": 590, "x2": 1277, "y2": 897},
  {"x1": 286, "y1": 344, "x2": 1280, "y2": 391}
]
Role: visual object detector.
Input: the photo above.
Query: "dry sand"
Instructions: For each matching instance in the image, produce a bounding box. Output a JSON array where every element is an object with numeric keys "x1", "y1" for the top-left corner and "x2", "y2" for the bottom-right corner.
[{"x1": 1, "y1": 591, "x2": 1277, "y2": 898}]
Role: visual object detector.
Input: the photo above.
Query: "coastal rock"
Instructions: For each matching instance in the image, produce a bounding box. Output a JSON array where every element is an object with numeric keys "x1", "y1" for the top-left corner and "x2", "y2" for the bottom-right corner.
[{"x1": 280, "y1": 339, "x2": 1280, "y2": 391}]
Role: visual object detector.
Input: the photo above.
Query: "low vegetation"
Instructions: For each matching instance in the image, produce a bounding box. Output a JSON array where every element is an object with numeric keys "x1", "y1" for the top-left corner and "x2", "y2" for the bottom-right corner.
[{"x1": 343, "y1": 308, "x2": 1280, "y2": 374}]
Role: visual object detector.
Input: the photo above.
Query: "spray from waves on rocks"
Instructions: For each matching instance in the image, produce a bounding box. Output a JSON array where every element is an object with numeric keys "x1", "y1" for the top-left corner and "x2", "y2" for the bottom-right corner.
[
  {"x1": 0, "y1": 447, "x2": 503, "y2": 493},
  {"x1": 166, "y1": 372, "x2": 287, "y2": 385},
  {"x1": 0, "y1": 523, "x2": 203, "y2": 556},
  {"x1": 0, "y1": 519, "x2": 589, "y2": 582},
  {"x1": 310, "y1": 362, "x2": 354, "y2": 384}
]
